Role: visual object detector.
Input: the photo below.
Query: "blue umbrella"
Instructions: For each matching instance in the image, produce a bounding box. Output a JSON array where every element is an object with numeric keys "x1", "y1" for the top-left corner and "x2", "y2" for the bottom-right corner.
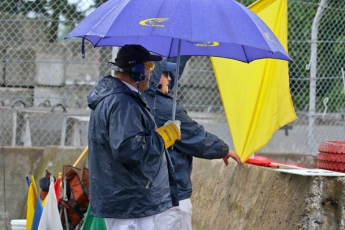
[{"x1": 66, "y1": 0, "x2": 292, "y2": 119}]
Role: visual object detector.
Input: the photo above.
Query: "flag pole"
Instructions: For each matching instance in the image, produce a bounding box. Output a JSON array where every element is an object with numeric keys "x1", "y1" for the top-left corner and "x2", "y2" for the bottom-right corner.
[{"x1": 73, "y1": 146, "x2": 88, "y2": 167}]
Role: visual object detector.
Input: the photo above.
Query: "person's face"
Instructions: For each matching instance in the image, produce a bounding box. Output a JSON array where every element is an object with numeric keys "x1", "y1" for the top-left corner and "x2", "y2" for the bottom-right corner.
[
  {"x1": 158, "y1": 72, "x2": 171, "y2": 94},
  {"x1": 138, "y1": 61, "x2": 154, "y2": 92}
]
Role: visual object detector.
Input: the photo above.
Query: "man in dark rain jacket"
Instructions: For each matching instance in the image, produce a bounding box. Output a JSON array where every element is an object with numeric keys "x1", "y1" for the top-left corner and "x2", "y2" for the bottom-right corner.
[
  {"x1": 87, "y1": 44, "x2": 181, "y2": 230},
  {"x1": 142, "y1": 57, "x2": 242, "y2": 230}
]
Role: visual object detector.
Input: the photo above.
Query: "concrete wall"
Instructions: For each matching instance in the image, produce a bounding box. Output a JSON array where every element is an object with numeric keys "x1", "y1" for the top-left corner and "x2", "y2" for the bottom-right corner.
[
  {"x1": 0, "y1": 107, "x2": 90, "y2": 147},
  {"x1": 191, "y1": 158, "x2": 345, "y2": 230},
  {"x1": 34, "y1": 85, "x2": 94, "y2": 109},
  {"x1": 64, "y1": 42, "x2": 102, "y2": 85},
  {"x1": 3, "y1": 146, "x2": 345, "y2": 229},
  {"x1": 0, "y1": 146, "x2": 86, "y2": 228},
  {"x1": 1, "y1": 41, "x2": 103, "y2": 110},
  {"x1": 5, "y1": 43, "x2": 66, "y2": 87},
  {"x1": 4, "y1": 42, "x2": 102, "y2": 87},
  {"x1": 0, "y1": 13, "x2": 46, "y2": 47},
  {"x1": 0, "y1": 12, "x2": 106, "y2": 110},
  {"x1": 0, "y1": 87, "x2": 34, "y2": 108},
  {"x1": 0, "y1": 147, "x2": 44, "y2": 228}
]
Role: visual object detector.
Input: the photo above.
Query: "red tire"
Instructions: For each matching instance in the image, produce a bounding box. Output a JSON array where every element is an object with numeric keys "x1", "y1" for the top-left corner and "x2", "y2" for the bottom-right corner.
[
  {"x1": 318, "y1": 141, "x2": 345, "y2": 154},
  {"x1": 317, "y1": 141, "x2": 345, "y2": 173}
]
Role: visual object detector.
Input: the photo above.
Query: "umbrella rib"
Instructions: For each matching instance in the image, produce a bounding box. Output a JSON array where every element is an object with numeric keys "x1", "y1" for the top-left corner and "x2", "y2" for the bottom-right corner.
[
  {"x1": 241, "y1": 46, "x2": 250, "y2": 64},
  {"x1": 93, "y1": 36, "x2": 104, "y2": 47}
]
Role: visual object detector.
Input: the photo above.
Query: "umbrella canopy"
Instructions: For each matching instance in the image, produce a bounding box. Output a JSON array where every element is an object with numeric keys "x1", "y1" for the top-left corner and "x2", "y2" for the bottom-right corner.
[
  {"x1": 65, "y1": 0, "x2": 291, "y2": 63},
  {"x1": 65, "y1": 0, "x2": 292, "y2": 120}
]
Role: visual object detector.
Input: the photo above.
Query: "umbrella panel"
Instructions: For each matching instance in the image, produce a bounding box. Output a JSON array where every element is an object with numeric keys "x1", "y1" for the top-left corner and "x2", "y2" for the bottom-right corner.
[
  {"x1": 80, "y1": 36, "x2": 290, "y2": 63},
  {"x1": 66, "y1": 0, "x2": 292, "y2": 62}
]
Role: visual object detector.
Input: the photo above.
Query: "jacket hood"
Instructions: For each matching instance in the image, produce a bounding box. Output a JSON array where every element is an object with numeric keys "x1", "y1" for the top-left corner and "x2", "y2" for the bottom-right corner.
[
  {"x1": 147, "y1": 56, "x2": 191, "y2": 97},
  {"x1": 88, "y1": 76, "x2": 133, "y2": 110},
  {"x1": 167, "y1": 56, "x2": 190, "y2": 91}
]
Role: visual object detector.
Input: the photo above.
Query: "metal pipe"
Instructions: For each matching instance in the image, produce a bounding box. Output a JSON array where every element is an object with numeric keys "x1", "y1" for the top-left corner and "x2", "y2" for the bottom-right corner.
[{"x1": 309, "y1": 0, "x2": 328, "y2": 155}]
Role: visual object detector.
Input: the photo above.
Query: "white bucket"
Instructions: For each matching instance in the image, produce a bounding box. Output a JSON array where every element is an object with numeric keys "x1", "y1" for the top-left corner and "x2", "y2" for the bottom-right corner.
[{"x1": 10, "y1": 219, "x2": 26, "y2": 230}]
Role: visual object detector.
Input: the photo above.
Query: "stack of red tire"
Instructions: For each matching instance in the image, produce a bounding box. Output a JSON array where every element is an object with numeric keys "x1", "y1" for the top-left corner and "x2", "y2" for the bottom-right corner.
[{"x1": 317, "y1": 141, "x2": 345, "y2": 172}]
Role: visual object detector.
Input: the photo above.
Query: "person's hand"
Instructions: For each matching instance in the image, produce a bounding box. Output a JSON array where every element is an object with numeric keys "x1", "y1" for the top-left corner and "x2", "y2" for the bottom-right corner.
[
  {"x1": 156, "y1": 120, "x2": 181, "y2": 148},
  {"x1": 223, "y1": 149, "x2": 242, "y2": 166},
  {"x1": 164, "y1": 120, "x2": 181, "y2": 135}
]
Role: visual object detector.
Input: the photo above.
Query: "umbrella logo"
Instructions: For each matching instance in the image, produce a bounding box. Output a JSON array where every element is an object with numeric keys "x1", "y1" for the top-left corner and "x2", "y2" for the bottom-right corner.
[
  {"x1": 195, "y1": 41, "x2": 219, "y2": 47},
  {"x1": 265, "y1": 33, "x2": 275, "y2": 42},
  {"x1": 139, "y1": 18, "x2": 169, "y2": 27}
]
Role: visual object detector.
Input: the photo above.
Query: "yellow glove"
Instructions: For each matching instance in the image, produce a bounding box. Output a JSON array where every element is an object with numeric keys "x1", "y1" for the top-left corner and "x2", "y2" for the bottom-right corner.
[{"x1": 156, "y1": 120, "x2": 181, "y2": 148}]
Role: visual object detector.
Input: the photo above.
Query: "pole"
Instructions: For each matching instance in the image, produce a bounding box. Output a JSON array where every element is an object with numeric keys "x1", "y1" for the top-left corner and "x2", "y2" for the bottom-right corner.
[
  {"x1": 309, "y1": 0, "x2": 327, "y2": 154},
  {"x1": 172, "y1": 40, "x2": 182, "y2": 120},
  {"x1": 73, "y1": 146, "x2": 88, "y2": 167}
]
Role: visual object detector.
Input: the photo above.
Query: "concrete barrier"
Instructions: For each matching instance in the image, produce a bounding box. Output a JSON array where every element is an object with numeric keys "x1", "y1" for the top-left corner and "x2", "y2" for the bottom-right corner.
[
  {"x1": 0, "y1": 108, "x2": 90, "y2": 147},
  {"x1": 5, "y1": 43, "x2": 66, "y2": 87},
  {"x1": 0, "y1": 88, "x2": 34, "y2": 108},
  {"x1": 64, "y1": 42, "x2": 102, "y2": 85},
  {"x1": 0, "y1": 146, "x2": 86, "y2": 228},
  {"x1": 0, "y1": 147, "x2": 44, "y2": 228},
  {"x1": 2, "y1": 146, "x2": 344, "y2": 229},
  {"x1": 191, "y1": 158, "x2": 345, "y2": 229},
  {"x1": 0, "y1": 12, "x2": 46, "y2": 47},
  {"x1": 34, "y1": 85, "x2": 94, "y2": 109},
  {"x1": 61, "y1": 116, "x2": 89, "y2": 147},
  {"x1": 13, "y1": 108, "x2": 90, "y2": 147},
  {"x1": 0, "y1": 106, "x2": 36, "y2": 146}
]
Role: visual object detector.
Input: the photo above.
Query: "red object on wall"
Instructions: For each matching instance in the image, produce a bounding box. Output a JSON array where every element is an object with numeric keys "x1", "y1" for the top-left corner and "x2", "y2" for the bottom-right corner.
[
  {"x1": 245, "y1": 155, "x2": 307, "y2": 168},
  {"x1": 317, "y1": 141, "x2": 345, "y2": 173}
]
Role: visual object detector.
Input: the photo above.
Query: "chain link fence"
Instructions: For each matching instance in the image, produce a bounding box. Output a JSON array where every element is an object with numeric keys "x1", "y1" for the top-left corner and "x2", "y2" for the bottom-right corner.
[{"x1": 0, "y1": 0, "x2": 344, "y2": 155}]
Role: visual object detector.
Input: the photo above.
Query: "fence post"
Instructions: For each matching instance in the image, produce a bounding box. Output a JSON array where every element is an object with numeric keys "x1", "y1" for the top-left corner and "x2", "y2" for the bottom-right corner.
[{"x1": 309, "y1": 0, "x2": 328, "y2": 155}]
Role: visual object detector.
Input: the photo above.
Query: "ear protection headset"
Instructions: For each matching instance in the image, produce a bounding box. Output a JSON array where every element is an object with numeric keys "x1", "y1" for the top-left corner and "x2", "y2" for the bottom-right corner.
[
  {"x1": 130, "y1": 63, "x2": 146, "y2": 82},
  {"x1": 128, "y1": 48, "x2": 147, "y2": 82}
]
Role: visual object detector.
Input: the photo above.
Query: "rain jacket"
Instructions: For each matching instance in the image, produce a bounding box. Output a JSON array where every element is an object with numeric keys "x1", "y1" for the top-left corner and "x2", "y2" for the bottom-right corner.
[
  {"x1": 142, "y1": 58, "x2": 229, "y2": 200},
  {"x1": 87, "y1": 76, "x2": 178, "y2": 219}
]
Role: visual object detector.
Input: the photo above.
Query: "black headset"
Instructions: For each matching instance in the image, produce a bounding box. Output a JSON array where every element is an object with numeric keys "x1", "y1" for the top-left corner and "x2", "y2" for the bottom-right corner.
[
  {"x1": 130, "y1": 63, "x2": 146, "y2": 82},
  {"x1": 107, "y1": 62, "x2": 146, "y2": 82},
  {"x1": 129, "y1": 49, "x2": 147, "y2": 82},
  {"x1": 108, "y1": 47, "x2": 147, "y2": 82}
]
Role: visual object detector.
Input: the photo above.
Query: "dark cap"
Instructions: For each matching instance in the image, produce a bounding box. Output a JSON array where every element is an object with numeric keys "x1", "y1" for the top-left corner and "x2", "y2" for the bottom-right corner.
[{"x1": 114, "y1": 44, "x2": 162, "y2": 68}]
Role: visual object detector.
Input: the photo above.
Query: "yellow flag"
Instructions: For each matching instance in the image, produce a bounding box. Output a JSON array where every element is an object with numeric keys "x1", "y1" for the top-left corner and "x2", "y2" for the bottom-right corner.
[
  {"x1": 26, "y1": 175, "x2": 38, "y2": 230},
  {"x1": 210, "y1": 0, "x2": 297, "y2": 162}
]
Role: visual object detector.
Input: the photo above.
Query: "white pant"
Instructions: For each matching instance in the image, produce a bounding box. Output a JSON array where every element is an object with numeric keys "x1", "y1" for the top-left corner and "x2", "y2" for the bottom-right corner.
[
  {"x1": 179, "y1": 199, "x2": 193, "y2": 230},
  {"x1": 154, "y1": 206, "x2": 182, "y2": 230},
  {"x1": 104, "y1": 206, "x2": 182, "y2": 230},
  {"x1": 155, "y1": 198, "x2": 192, "y2": 230}
]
